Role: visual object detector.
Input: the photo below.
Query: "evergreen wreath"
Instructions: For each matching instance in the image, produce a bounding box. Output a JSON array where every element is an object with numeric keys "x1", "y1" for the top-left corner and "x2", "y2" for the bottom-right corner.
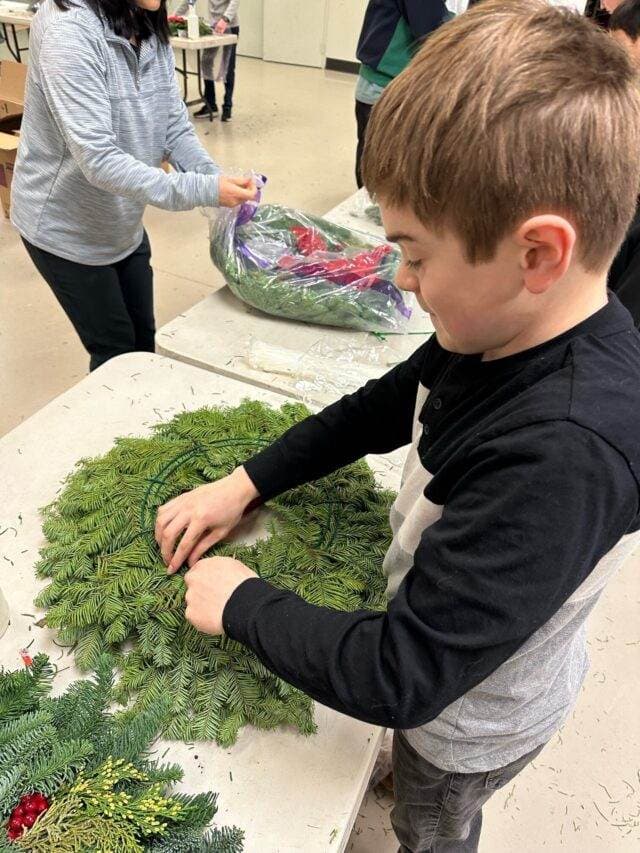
[
  {"x1": 0, "y1": 654, "x2": 243, "y2": 852},
  {"x1": 34, "y1": 402, "x2": 394, "y2": 746}
]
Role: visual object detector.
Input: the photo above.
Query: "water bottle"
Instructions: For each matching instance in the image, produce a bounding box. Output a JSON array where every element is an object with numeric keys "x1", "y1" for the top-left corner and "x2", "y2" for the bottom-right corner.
[{"x1": 187, "y1": 1, "x2": 199, "y2": 39}]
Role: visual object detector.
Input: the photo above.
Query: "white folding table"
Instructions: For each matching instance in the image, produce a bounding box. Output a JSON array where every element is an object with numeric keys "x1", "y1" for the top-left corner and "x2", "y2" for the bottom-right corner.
[
  {"x1": 156, "y1": 190, "x2": 434, "y2": 404},
  {"x1": 0, "y1": 3, "x2": 32, "y2": 63},
  {"x1": 0, "y1": 352, "x2": 404, "y2": 853},
  {"x1": 171, "y1": 32, "x2": 238, "y2": 108}
]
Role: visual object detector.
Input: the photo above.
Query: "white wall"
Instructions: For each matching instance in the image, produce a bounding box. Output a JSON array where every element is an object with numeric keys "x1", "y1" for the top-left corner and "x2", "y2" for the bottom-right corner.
[
  {"x1": 263, "y1": 0, "x2": 328, "y2": 67},
  {"x1": 237, "y1": 0, "x2": 264, "y2": 58},
  {"x1": 325, "y1": 0, "x2": 368, "y2": 64}
]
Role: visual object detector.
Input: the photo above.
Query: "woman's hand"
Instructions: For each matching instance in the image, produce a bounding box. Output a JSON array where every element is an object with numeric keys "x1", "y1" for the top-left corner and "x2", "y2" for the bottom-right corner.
[
  {"x1": 218, "y1": 176, "x2": 258, "y2": 208},
  {"x1": 155, "y1": 467, "x2": 260, "y2": 573},
  {"x1": 215, "y1": 18, "x2": 229, "y2": 34}
]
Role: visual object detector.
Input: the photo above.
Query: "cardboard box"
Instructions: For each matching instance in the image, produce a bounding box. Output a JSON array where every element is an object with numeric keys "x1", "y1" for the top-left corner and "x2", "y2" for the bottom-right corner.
[
  {"x1": 0, "y1": 132, "x2": 19, "y2": 219},
  {"x1": 0, "y1": 61, "x2": 27, "y2": 218},
  {"x1": 0, "y1": 60, "x2": 27, "y2": 124}
]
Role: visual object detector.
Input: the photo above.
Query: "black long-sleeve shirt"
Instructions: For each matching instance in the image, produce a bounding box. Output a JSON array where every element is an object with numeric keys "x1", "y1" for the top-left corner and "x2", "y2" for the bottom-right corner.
[{"x1": 223, "y1": 297, "x2": 640, "y2": 771}]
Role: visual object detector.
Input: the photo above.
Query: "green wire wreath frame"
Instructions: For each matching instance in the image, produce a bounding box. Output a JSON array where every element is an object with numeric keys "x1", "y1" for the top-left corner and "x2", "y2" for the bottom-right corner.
[{"x1": 33, "y1": 402, "x2": 394, "y2": 746}]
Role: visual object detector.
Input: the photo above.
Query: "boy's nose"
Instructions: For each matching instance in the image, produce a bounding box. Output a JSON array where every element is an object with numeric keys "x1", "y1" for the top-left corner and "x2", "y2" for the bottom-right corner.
[{"x1": 395, "y1": 266, "x2": 419, "y2": 293}]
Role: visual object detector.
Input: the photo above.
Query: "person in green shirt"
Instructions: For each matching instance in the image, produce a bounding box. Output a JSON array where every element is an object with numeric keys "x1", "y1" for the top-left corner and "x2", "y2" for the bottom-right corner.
[{"x1": 355, "y1": 0, "x2": 452, "y2": 187}]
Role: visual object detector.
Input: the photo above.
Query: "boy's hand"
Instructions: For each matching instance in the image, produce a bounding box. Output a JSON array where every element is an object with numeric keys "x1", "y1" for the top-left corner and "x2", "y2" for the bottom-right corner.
[
  {"x1": 218, "y1": 176, "x2": 258, "y2": 208},
  {"x1": 215, "y1": 18, "x2": 228, "y2": 34},
  {"x1": 156, "y1": 467, "x2": 259, "y2": 573},
  {"x1": 184, "y1": 557, "x2": 257, "y2": 635}
]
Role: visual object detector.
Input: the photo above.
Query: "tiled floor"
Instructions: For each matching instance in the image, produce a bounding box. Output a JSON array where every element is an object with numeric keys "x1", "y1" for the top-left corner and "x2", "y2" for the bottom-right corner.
[{"x1": 2, "y1": 48, "x2": 639, "y2": 853}]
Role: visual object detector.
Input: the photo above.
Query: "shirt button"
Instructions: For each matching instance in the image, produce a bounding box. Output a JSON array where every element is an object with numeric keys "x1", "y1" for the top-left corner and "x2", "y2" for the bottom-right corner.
[
  {"x1": 432, "y1": 397, "x2": 442, "y2": 410},
  {"x1": 423, "y1": 424, "x2": 430, "y2": 436}
]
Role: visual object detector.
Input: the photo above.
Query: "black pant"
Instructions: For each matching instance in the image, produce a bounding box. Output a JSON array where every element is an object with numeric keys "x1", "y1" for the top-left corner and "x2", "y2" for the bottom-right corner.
[
  {"x1": 204, "y1": 26, "x2": 239, "y2": 113},
  {"x1": 23, "y1": 233, "x2": 155, "y2": 372},
  {"x1": 391, "y1": 731, "x2": 545, "y2": 852},
  {"x1": 356, "y1": 99, "x2": 374, "y2": 189}
]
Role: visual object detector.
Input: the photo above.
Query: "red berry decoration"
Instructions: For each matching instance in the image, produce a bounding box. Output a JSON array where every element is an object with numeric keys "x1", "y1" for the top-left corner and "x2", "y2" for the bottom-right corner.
[
  {"x1": 6, "y1": 791, "x2": 50, "y2": 842},
  {"x1": 33, "y1": 795, "x2": 49, "y2": 811}
]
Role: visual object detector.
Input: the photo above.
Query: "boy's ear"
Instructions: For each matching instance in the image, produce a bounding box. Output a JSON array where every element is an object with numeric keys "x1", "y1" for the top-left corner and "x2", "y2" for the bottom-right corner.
[{"x1": 515, "y1": 215, "x2": 577, "y2": 294}]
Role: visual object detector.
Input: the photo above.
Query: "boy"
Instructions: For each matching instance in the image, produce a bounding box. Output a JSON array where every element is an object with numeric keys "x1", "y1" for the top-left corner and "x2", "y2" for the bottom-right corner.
[
  {"x1": 609, "y1": 0, "x2": 640, "y2": 326},
  {"x1": 156, "y1": 2, "x2": 640, "y2": 849}
]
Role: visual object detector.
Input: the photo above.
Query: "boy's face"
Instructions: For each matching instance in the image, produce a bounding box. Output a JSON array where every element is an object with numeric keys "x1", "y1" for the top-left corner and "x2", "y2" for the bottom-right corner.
[{"x1": 381, "y1": 203, "x2": 529, "y2": 356}]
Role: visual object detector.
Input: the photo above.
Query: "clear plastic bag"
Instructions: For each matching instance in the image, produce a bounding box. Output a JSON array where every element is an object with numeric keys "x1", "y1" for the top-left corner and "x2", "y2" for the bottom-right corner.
[
  {"x1": 244, "y1": 337, "x2": 391, "y2": 405},
  {"x1": 347, "y1": 188, "x2": 383, "y2": 228},
  {"x1": 209, "y1": 182, "x2": 411, "y2": 333}
]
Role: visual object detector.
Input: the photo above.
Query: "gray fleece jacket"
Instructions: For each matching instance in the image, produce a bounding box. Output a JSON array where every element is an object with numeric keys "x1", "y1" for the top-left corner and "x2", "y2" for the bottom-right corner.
[{"x1": 11, "y1": 0, "x2": 221, "y2": 265}]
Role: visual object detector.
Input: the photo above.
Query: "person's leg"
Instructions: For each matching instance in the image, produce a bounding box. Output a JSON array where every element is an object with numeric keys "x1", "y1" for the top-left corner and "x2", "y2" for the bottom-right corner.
[
  {"x1": 204, "y1": 79, "x2": 217, "y2": 111},
  {"x1": 22, "y1": 239, "x2": 136, "y2": 372},
  {"x1": 391, "y1": 731, "x2": 545, "y2": 853},
  {"x1": 194, "y1": 50, "x2": 218, "y2": 118},
  {"x1": 115, "y1": 231, "x2": 156, "y2": 354},
  {"x1": 355, "y1": 99, "x2": 373, "y2": 188},
  {"x1": 222, "y1": 27, "x2": 239, "y2": 119}
]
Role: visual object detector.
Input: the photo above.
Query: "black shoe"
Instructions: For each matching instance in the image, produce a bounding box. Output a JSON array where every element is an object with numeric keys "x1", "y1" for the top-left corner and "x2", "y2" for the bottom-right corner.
[
  {"x1": 194, "y1": 104, "x2": 218, "y2": 119},
  {"x1": 221, "y1": 109, "x2": 232, "y2": 122}
]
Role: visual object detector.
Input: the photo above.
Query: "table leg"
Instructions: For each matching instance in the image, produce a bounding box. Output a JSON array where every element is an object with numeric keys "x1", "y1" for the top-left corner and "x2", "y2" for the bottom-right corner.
[
  {"x1": 181, "y1": 48, "x2": 188, "y2": 101},
  {"x1": 196, "y1": 49, "x2": 205, "y2": 99},
  {"x1": 12, "y1": 25, "x2": 23, "y2": 63},
  {"x1": 2, "y1": 24, "x2": 20, "y2": 62}
]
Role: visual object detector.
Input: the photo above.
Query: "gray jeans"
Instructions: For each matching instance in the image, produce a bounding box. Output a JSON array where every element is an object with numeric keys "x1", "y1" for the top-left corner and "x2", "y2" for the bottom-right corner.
[{"x1": 391, "y1": 731, "x2": 546, "y2": 852}]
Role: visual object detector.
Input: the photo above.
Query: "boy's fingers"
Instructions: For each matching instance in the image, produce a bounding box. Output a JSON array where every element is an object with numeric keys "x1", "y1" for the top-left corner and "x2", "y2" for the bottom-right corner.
[
  {"x1": 187, "y1": 530, "x2": 223, "y2": 567},
  {"x1": 170, "y1": 523, "x2": 206, "y2": 574},
  {"x1": 155, "y1": 505, "x2": 178, "y2": 547},
  {"x1": 161, "y1": 514, "x2": 189, "y2": 566}
]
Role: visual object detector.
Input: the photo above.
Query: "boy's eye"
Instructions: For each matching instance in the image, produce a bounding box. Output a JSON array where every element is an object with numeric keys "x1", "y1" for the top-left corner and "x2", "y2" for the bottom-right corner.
[{"x1": 405, "y1": 259, "x2": 423, "y2": 271}]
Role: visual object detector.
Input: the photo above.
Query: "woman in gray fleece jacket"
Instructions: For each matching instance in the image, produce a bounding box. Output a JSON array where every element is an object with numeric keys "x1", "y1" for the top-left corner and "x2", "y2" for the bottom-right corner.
[{"x1": 11, "y1": 0, "x2": 255, "y2": 371}]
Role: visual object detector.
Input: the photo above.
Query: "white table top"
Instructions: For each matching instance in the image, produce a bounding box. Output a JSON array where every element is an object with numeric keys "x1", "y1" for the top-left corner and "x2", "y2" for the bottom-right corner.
[
  {"x1": 156, "y1": 191, "x2": 434, "y2": 404},
  {"x1": 0, "y1": 5, "x2": 32, "y2": 26},
  {"x1": 171, "y1": 33, "x2": 238, "y2": 50},
  {"x1": 323, "y1": 187, "x2": 386, "y2": 242},
  {"x1": 0, "y1": 352, "x2": 403, "y2": 853}
]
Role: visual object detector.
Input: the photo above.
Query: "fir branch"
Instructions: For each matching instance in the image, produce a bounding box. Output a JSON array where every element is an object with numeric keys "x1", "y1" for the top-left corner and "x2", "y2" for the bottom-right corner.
[
  {"x1": 24, "y1": 738, "x2": 94, "y2": 797},
  {"x1": 0, "y1": 765, "x2": 23, "y2": 819},
  {"x1": 0, "y1": 656, "x2": 54, "y2": 721},
  {"x1": 34, "y1": 403, "x2": 393, "y2": 745}
]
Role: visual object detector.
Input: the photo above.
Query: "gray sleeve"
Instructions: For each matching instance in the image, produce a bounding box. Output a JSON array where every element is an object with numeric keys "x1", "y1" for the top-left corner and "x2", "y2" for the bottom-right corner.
[
  {"x1": 222, "y1": 0, "x2": 239, "y2": 21},
  {"x1": 173, "y1": 1, "x2": 188, "y2": 14},
  {"x1": 39, "y1": 22, "x2": 219, "y2": 211},
  {"x1": 162, "y1": 46, "x2": 221, "y2": 195}
]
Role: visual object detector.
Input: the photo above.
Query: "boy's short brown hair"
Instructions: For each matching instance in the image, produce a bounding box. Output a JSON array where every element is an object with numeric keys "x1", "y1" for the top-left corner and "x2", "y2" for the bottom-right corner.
[{"x1": 362, "y1": 0, "x2": 640, "y2": 271}]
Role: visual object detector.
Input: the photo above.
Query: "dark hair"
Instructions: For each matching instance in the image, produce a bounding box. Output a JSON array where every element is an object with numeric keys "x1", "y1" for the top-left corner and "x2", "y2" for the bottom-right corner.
[
  {"x1": 610, "y1": 0, "x2": 640, "y2": 39},
  {"x1": 53, "y1": 0, "x2": 170, "y2": 44}
]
